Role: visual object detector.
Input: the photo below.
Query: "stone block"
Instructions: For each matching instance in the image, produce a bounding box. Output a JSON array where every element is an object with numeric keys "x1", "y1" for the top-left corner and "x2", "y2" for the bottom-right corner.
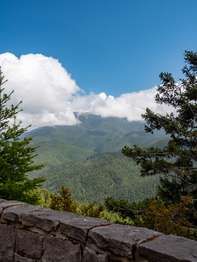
[
  {"x1": 2, "y1": 203, "x2": 39, "y2": 224},
  {"x1": 21, "y1": 209, "x2": 59, "y2": 232},
  {"x1": 82, "y1": 247, "x2": 109, "y2": 262},
  {"x1": 139, "y1": 234, "x2": 197, "y2": 262},
  {"x1": 0, "y1": 199, "x2": 23, "y2": 216},
  {"x1": 0, "y1": 224, "x2": 15, "y2": 261},
  {"x1": 21, "y1": 207, "x2": 77, "y2": 233},
  {"x1": 58, "y1": 216, "x2": 109, "y2": 244},
  {"x1": 14, "y1": 253, "x2": 36, "y2": 262},
  {"x1": 88, "y1": 224, "x2": 161, "y2": 259},
  {"x1": 4, "y1": 206, "x2": 63, "y2": 232},
  {"x1": 16, "y1": 229, "x2": 44, "y2": 259},
  {"x1": 42, "y1": 236, "x2": 81, "y2": 262}
]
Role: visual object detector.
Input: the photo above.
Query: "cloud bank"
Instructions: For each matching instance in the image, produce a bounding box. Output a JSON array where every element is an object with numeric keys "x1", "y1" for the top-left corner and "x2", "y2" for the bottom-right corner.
[{"x1": 0, "y1": 52, "x2": 167, "y2": 128}]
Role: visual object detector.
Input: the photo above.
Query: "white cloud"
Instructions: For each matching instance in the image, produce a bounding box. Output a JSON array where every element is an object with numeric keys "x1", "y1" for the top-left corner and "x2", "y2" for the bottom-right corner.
[
  {"x1": 70, "y1": 89, "x2": 164, "y2": 121},
  {"x1": 0, "y1": 53, "x2": 80, "y2": 127},
  {"x1": 0, "y1": 52, "x2": 168, "y2": 128}
]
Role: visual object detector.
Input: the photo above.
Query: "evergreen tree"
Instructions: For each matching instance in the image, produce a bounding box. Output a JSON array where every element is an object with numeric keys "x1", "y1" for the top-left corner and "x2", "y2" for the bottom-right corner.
[
  {"x1": 0, "y1": 69, "x2": 44, "y2": 203},
  {"x1": 122, "y1": 51, "x2": 197, "y2": 204}
]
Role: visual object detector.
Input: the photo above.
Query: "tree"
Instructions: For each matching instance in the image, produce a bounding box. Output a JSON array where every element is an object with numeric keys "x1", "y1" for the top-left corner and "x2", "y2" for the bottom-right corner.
[
  {"x1": 0, "y1": 69, "x2": 44, "y2": 204},
  {"x1": 122, "y1": 51, "x2": 197, "y2": 204}
]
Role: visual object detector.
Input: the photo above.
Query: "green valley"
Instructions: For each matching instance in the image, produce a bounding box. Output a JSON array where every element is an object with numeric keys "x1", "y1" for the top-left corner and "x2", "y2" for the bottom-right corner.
[{"x1": 30, "y1": 114, "x2": 166, "y2": 202}]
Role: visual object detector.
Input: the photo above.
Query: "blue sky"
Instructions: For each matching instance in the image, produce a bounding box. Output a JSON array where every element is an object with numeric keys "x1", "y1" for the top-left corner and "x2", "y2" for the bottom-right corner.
[{"x1": 1, "y1": 0, "x2": 197, "y2": 96}]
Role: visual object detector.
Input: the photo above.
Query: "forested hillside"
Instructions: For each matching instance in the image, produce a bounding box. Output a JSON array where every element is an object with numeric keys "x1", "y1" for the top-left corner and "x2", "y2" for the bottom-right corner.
[{"x1": 30, "y1": 114, "x2": 166, "y2": 202}]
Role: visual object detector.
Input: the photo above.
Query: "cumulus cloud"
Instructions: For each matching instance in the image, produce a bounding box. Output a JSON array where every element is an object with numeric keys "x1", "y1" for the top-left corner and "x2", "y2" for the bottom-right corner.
[
  {"x1": 0, "y1": 52, "x2": 168, "y2": 128},
  {"x1": 0, "y1": 53, "x2": 80, "y2": 126},
  {"x1": 70, "y1": 89, "x2": 168, "y2": 121}
]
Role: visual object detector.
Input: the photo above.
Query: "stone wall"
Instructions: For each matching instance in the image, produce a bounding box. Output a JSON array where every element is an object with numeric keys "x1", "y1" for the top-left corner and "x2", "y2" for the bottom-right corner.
[{"x1": 0, "y1": 199, "x2": 197, "y2": 262}]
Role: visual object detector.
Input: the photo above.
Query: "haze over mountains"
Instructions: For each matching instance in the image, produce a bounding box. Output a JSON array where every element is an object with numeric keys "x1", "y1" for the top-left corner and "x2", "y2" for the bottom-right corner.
[{"x1": 30, "y1": 114, "x2": 167, "y2": 203}]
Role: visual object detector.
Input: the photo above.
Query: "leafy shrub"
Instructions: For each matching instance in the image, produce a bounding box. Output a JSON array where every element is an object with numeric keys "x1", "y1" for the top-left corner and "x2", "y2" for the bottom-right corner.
[
  {"x1": 50, "y1": 187, "x2": 77, "y2": 212},
  {"x1": 100, "y1": 210, "x2": 134, "y2": 225},
  {"x1": 104, "y1": 197, "x2": 135, "y2": 218},
  {"x1": 141, "y1": 196, "x2": 196, "y2": 238},
  {"x1": 76, "y1": 202, "x2": 104, "y2": 217}
]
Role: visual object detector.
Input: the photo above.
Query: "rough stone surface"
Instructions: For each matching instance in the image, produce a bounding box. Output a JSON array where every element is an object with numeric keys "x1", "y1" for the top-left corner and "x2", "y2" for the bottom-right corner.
[
  {"x1": 21, "y1": 210, "x2": 59, "y2": 233},
  {"x1": 88, "y1": 224, "x2": 161, "y2": 259},
  {"x1": 58, "y1": 216, "x2": 109, "y2": 243},
  {"x1": 82, "y1": 247, "x2": 109, "y2": 262},
  {"x1": 0, "y1": 199, "x2": 197, "y2": 262},
  {"x1": 42, "y1": 236, "x2": 81, "y2": 262},
  {"x1": 2, "y1": 203, "x2": 66, "y2": 231},
  {"x1": 16, "y1": 229, "x2": 44, "y2": 259},
  {"x1": 1, "y1": 203, "x2": 40, "y2": 224},
  {"x1": 0, "y1": 224, "x2": 15, "y2": 262},
  {"x1": 139, "y1": 234, "x2": 197, "y2": 262},
  {"x1": 14, "y1": 253, "x2": 36, "y2": 262},
  {"x1": 0, "y1": 199, "x2": 23, "y2": 216}
]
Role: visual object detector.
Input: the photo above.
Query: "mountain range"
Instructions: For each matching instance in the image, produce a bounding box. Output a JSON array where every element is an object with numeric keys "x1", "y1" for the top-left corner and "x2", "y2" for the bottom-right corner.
[{"x1": 30, "y1": 114, "x2": 167, "y2": 203}]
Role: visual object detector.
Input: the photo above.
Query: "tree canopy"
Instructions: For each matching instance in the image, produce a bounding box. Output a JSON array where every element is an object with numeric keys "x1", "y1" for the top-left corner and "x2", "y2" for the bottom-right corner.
[
  {"x1": 122, "y1": 51, "x2": 197, "y2": 204},
  {"x1": 0, "y1": 69, "x2": 44, "y2": 204}
]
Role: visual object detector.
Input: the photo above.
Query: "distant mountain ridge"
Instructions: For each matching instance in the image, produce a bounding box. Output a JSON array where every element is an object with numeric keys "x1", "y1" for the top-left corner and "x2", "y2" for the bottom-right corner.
[{"x1": 30, "y1": 114, "x2": 167, "y2": 202}]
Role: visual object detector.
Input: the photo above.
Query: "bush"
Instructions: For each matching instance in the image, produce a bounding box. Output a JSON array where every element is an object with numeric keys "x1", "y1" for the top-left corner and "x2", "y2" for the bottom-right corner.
[
  {"x1": 141, "y1": 196, "x2": 196, "y2": 239},
  {"x1": 76, "y1": 202, "x2": 104, "y2": 217},
  {"x1": 50, "y1": 187, "x2": 77, "y2": 212},
  {"x1": 100, "y1": 210, "x2": 134, "y2": 225}
]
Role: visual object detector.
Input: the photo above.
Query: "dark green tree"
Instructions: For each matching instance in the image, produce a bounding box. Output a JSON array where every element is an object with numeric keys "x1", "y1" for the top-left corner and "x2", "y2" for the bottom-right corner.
[
  {"x1": 122, "y1": 51, "x2": 197, "y2": 204},
  {"x1": 0, "y1": 69, "x2": 44, "y2": 204}
]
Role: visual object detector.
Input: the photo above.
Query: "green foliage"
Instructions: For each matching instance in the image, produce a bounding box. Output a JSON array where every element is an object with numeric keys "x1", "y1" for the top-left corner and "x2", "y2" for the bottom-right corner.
[
  {"x1": 104, "y1": 197, "x2": 149, "y2": 225},
  {"x1": 0, "y1": 69, "x2": 44, "y2": 204},
  {"x1": 141, "y1": 196, "x2": 197, "y2": 240},
  {"x1": 76, "y1": 202, "x2": 104, "y2": 217},
  {"x1": 121, "y1": 51, "x2": 197, "y2": 239},
  {"x1": 122, "y1": 51, "x2": 197, "y2": 205},
  {"x1": 36, "y1": 188, "x2": 52, "y2": 208},
  {"x1": 104, "y1": 197, "x2": 136, "y2": 218},
  {"x1": 29, "y1": 113, "x2": 167, "y2": 203},
  {"x1": 32, "y1": 152, "x2": 160, "y2": 203},
  {"x1": 50, "y1": 187, "x2": 77, "y2": 212},
  {"x1": 103, "y1": 195, "x2": 197, "y2": 240},
  {"x1": 100, "y1": 210, "x2": 134, "y2": 225},
  {"x1": 49, "y1": 187, "x2": 134, "y2": 225}
]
